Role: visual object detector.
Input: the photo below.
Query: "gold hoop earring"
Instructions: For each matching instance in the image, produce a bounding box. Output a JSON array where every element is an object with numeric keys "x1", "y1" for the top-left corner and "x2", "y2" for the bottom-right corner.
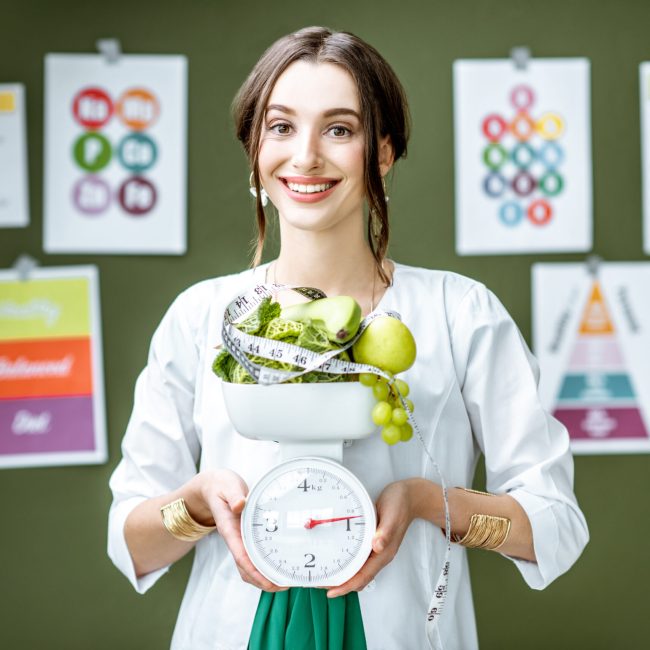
[{"x1": 249, "y1": 172, "x2": 269, "y2": 207}]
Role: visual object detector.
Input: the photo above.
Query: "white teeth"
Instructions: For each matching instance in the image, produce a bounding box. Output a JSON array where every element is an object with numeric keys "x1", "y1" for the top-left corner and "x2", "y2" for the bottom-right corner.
[{"x1": 286, "y1": 181, "x2": 334, "y2": 193}]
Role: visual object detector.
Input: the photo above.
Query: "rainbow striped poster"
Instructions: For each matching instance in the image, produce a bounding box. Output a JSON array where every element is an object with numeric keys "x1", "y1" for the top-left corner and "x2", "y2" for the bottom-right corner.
[
  {"x1": 533, "y1": 262, "x2": 650, "y2": 454},
  {"x1": 454, "y1": 58, "x2": 592, "y2": 255},
  {"x1": 0, "y1": 266, "x2": 106, "y2": 468}
]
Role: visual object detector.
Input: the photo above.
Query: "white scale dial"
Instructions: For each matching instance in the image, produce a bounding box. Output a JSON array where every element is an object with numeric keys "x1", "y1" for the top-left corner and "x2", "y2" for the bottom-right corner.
[{"x1": 242, "y1": 456, "x2": 376, "y2": 587}]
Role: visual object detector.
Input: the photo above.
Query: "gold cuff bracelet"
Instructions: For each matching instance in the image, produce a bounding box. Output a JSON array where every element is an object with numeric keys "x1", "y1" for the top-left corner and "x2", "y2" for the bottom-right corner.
[
  {"x1": 450, "y1": 487, "x2": 512, "y2": 551},
  {"x1": 453, "y1": 513, "x2": 512, "y2": 550},
  {"x1": 160, "y1": 497, "x2": 216, "y2": 543}
]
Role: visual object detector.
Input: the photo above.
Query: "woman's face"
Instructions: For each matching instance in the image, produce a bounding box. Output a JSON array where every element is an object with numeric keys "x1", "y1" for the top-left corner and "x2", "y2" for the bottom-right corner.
[{"x1": 257, "y1": 61, "x2": 373, "y2": 234}]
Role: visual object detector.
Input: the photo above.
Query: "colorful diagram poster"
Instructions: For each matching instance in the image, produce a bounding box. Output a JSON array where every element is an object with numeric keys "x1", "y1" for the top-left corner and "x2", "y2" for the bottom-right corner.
[
  {"x1": 454, "y1": 59, "x2": 592, "y2": 255},
  {"x1": 639, "y1": 63, "x2": 650, "y2": 255},
  {"x1": 533, "y1": 262, "x2": 650, "y2": 454},
  {"x1": 0, "y1": 83, "x2": 29, "y2": 228},
  {"x1": 43, "y1": 54, "x2": 187, "y2": 254},
  {"x1": 0, "y1": 266, "x2": 106, "y2": 468}
]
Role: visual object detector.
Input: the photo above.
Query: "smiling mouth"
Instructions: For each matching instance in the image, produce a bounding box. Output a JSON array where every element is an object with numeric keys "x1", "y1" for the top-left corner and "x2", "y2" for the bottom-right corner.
[{"x1": 281, "y1": 178, "x2": 339, "y2": 194}]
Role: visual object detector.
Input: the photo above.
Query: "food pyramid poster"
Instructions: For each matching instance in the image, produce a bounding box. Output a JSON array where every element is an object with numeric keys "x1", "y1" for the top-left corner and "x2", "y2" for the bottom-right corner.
[
  {"x1": 454, "y1": 58, "x2": 592, "y2": 255},
  {"x1": 533, "y1": 262, "x2": 650, "y2": 454}
]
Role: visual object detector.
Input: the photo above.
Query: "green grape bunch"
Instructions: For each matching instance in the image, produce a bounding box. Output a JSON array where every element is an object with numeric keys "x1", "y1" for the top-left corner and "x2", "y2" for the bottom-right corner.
[{"x1": 361, "y1": 373, "x2": 415, "y2": 445}]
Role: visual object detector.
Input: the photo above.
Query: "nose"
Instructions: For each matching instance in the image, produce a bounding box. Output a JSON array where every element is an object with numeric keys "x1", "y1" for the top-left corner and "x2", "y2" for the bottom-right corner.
[{"x1": 291, "y1": 128, "x2": 322, "y2": 171}]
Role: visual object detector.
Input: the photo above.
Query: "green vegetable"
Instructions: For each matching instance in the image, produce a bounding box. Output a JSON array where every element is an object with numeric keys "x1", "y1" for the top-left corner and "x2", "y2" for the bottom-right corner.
[
  {"x1": 261, "y1": 317, "x2": 304, "y2": 340},
  {"x1": 237, "y1": 297, "x2": 281, "y2": 334},
  {"x1": 213, "y1": 297, "x2": 352, "y2": 384},
  {"x1": 212, "y1": 348, "x2": 236, "y2": 382}
]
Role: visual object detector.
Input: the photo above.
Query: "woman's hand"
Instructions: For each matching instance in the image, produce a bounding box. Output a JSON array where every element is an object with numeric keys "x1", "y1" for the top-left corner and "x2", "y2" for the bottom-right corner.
[
  {"x1": 125, "y1": 469, "x2": 287, "y2": 592},
  {"x1": 198, "y1": 469, "x2": 288, "y2": 593},
  {"x1": 325, "y1": 479, "x2": 418, "y2": 598}
]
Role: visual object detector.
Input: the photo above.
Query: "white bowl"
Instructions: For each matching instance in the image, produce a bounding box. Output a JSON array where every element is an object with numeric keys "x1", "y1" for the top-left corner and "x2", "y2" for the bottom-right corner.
[{"x1": 221, "y1": 381, "x2": 377, "y2": 442}]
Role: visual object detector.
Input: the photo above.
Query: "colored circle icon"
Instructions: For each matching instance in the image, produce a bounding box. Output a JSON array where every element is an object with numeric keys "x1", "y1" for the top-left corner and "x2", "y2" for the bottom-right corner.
[
  {"x1": 512, "y1": 171, "x2": 537, "y2": 196},
  {"x1": 118, "y1": 177, "x2": 157, "y2": 215},
  {"x1": 118, "y1": 133, "x2": 158, "y2": 173},
  {"x1": 116, "y1": 88, "x2": 160, "y2": 130},
  {"x1": 482, "y1": 143, "x2": 508, "y2": 170},
  {"x1": 73, "y1": 132, "x2": 112, "y2": 172},
  {"x1": 510, "y1": 85, "x2": 535, "y2": 111},
  {"x1": 539, "y1": 171, "x2": 564, "y2": 197},
  {"x1": 483, "y1": 172, "x2": 507, "y2": 198},
  {"x1": 72, "y1": 176, "x2": 111, "y2": 215},
  {"x1": 527, "y1": 199, "x2": 553, "y2": 225},
  {"x1": 511, "y1": 142, "x2": 536, "y2": 169},
  {"x1": 482, "y1": 114, "x2": 508, "y2": 142},
  {"x1": 510, "y1": 112, "x2": 535, "y2": 141},
  {"x1": 72, "y1": 87, "x2": 113, "y2": 129},
  {"x1": 539, "y1": 141, "x2": 564, "y2": 169},
  {"x1": 536, "y1": 112, "x2": 564, "y2": 140},
  {"x1": 499, "y1": 201, "x2": 524, "y2": 227}
]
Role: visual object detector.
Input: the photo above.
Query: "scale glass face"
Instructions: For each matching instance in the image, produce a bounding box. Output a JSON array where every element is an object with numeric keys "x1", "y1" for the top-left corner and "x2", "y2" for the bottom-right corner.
[{"x1": 241, "y1": 456, "x2": 376, "y2": 587}]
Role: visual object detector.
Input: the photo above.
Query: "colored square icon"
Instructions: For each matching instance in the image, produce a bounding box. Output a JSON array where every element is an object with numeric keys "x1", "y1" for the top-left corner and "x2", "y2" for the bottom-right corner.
[{"x1": 0, "y1": 91, "x2": 16, "y2": 112}]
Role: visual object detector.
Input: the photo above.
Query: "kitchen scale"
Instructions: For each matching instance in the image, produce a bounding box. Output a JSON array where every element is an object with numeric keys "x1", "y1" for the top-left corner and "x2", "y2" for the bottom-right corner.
[{"x1": 222, "y1": 381, "x2": 378, "y2": 588}]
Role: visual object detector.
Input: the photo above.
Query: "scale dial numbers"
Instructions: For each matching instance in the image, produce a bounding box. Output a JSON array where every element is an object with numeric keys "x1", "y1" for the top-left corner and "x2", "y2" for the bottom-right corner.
[{"x1": 241, "y1": 457, "x2": 376, "y2": 587}]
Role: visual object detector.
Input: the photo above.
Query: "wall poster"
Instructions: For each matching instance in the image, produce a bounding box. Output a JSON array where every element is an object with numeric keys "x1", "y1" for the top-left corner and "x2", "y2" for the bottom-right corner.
[
  {"x1": 639, "y1": 62, "x2": 650, "y2": 255},
  {"x1": 44, "y1": 53, "x2": 187, "y2": 254},
  {"x1": 0, "y1": 265, "x2": 106, "y2": 468},
  {"x1": 454, "y1": 58, "x2": 592, "y2": 255},
  {"x1": 533, "y1": 262, "x2": 650, "y2": 454},
  {"x1": 0, "y1": 83, "x2": 29, "y2": 228}
]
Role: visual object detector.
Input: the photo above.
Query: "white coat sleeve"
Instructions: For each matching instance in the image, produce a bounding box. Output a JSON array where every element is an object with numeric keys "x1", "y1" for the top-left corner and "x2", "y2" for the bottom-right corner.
[
  {"x1": 107, "y1": 289, "x2": 202, "y2": 594},
  {"x1": 451, "y1": 284, "x2": 589, "y2": 589}
]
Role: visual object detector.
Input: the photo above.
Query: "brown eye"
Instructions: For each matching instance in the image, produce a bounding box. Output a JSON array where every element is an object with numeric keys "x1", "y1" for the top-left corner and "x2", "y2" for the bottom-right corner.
[
  {"x1": 271, "y1": 122, "x2": 292, "y2": 135},
  {"x1": 329, "y1": 125, "x2": 350, "y2": 137}
]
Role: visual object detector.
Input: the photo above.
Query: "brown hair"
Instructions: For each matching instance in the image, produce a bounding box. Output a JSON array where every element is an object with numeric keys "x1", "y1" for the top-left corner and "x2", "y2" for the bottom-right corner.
[{"x1": 232, "y1": 26, "x2": 410, "y2": 286}]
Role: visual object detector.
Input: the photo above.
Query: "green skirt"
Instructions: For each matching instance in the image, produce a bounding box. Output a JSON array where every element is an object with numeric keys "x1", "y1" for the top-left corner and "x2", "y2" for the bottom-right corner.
[{"x1": 248, "y1": 588, "x2": 367, "y2": 650}]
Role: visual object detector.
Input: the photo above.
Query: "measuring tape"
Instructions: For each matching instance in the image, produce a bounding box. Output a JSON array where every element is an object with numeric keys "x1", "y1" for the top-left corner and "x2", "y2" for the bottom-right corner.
[{"x1": 221, "y1": 281, "x2": 451, "y2": 650}]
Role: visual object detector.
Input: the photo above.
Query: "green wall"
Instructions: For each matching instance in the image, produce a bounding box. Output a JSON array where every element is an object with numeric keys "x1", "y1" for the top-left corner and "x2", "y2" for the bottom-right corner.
[{"x1": 1, "y1": 0, "x2": 648, "y2": 647}]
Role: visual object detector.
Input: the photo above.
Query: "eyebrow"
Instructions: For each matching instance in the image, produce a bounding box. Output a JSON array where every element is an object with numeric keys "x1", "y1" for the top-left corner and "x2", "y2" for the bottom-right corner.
[{"x1": 266, "y1": 104, "x2": 361, "y2": 120}]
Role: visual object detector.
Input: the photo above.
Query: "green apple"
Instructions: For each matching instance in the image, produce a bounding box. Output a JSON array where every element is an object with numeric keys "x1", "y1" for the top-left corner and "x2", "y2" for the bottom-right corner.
[{"x1": 352, "y1": 316, "x2": 416, "y2": 374}]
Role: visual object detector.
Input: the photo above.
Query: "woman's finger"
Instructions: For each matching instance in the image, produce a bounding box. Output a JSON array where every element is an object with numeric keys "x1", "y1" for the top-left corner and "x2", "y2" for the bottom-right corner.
[
  {"x1": 206, "y1": 471, "x2": 288, "y2": 592},
  {"x1": 326, "y1": 550, "x2": 389, "y2": 598},
  {"x1": 372, "y1": 526, "x2": 390, "y2": 553},
  {"x1": 220, "y1": 516, "x2": 286, "y2": 592},
  {"x1": 327, "y1": 502, "x2": 408, "y2": 598},
  {"x1": 218, "y1": 475, "x2": 248, "y2": 513}
]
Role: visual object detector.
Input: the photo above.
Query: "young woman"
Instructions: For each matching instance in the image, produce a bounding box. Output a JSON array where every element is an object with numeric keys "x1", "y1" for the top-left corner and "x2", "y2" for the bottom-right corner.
[{"x1": 108, "y1": 26, "x2": 589, "y2": 650}]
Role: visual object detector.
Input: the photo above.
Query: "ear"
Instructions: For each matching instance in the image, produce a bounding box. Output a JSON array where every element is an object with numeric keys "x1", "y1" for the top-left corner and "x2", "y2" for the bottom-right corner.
[{"x1": 378, "y1": 135, "x2": 395, "y2": 177}]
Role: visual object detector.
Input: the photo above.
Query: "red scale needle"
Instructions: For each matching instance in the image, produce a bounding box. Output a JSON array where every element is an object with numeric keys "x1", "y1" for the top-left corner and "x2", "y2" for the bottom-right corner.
[{"x1": 304, "y1": 515, "x2": 362, "y2": 529}]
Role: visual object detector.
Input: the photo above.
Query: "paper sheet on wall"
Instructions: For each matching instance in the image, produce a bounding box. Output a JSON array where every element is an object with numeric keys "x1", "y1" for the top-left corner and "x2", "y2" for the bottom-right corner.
[
  {"x1": 0, "y1": 265, "x2": 106, "y2": 468},
  {"x1": 43, "y1": 54, "x2": 187, "y2": 254},
  {"x1": 454, "y1": 59, "x2": 592, "y2": 255},
  {"x1": 0, "y1": 83, "x2": 29, "y2": 228},
  {"x1": 639, "y1": 63, "x2": 650, "y2": 254},
  {"x1": 533, "y1": 262, "x2": 650, "y2": 454}
]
